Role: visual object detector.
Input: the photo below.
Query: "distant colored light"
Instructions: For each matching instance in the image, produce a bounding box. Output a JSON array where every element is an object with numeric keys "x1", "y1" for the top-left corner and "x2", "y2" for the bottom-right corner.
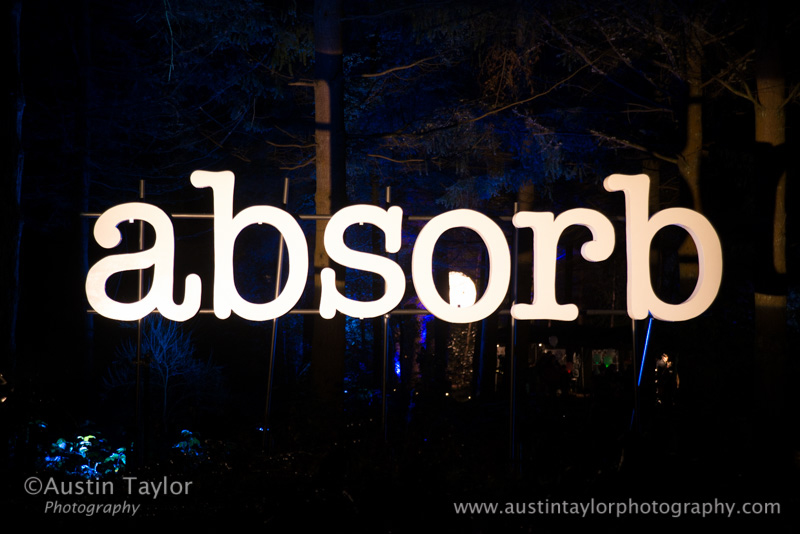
[{"x1": 448, "y1": 271, "x2": 477, "y2": 308}]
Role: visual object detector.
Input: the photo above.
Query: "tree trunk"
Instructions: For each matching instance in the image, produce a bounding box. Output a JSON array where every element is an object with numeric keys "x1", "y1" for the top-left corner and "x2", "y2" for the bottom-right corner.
[
  {"x1": 77, "y1": 0, "x2": 95, "y2": 405},
  {"x1": 311, "y1": 0, "x2": 347, "y2": 438},
  {"x1": 677, "y1": 24, "x2": 703, "y2": 294},
  {"x1": 7, "y1": 0, "x2": 25, "y2": 377},
  {"x1": 752, "y1": 3, "x2": 788, "y2": 447},
  {"x1": 679, "y1": 29, "x2": 704, "y2": 215}
]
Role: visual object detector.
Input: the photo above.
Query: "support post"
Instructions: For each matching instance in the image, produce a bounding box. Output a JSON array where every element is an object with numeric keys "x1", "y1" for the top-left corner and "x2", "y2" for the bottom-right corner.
[{"x1": 264, "y1": 178, "x2": 290, "y2": 451}]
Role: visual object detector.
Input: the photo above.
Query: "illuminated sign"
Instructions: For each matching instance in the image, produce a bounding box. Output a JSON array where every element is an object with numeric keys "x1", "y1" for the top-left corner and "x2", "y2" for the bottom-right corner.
[{"x1": 86, "y1": 171, "x2": 722, "y2": 324}]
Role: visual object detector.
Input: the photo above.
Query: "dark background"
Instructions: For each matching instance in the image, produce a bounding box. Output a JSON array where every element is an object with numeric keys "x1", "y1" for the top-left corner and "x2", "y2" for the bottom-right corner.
[{"x1": 3, "y1": 0, "x2": 799, "y2": 530}]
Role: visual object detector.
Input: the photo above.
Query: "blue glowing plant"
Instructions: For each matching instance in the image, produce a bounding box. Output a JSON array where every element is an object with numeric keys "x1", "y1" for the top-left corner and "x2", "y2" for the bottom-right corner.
[
  {"x1": 39, "y1": 432, "x2": 127, "y2": 479},
  {"x1": 172, "y1": 429, "x2": 206, "y2": 459}
]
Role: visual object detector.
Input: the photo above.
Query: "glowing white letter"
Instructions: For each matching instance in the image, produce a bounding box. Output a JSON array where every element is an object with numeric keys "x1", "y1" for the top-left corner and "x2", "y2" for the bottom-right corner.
[
  {"x1": 412, "y1": 210, "x2": 510, "y2": 323},
  {"x1": 604, "y1": 173, "x2": 723, "y2": 321},
  {"x1": 85, "y1": 203, "x2": 201, "y2": 321},
  {"x1": 320, "y1": 205, "x2": 405, "y2": 319},
  {"x1": 190, "y1": 170, "x2": 308, "y2": 321},
  {"x1": 511, "y1": 208, "x2": 615, "y2": 321}
]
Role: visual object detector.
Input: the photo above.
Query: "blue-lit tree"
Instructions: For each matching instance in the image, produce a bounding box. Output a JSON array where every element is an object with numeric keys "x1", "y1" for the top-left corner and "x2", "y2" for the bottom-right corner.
[{"x1": 104, "y1": 315, "x2": 224, "y2": 434}]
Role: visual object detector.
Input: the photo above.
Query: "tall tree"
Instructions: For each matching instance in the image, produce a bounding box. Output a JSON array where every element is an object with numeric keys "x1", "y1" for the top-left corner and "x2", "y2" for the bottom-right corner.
[
  {"x1": 536, "y1": 1, "x2": 717, "y2": 208},
  {"x1": 311, "y1": 0, "x2": 347, "y2": 431},
  {"x1": 7, "y1": 0, "x2": 24, "y2": 375},
  {"x1": 534, "y1": 0, "x2": 761, "y2": 300},
  {"x1": 749, "y1": 3, "x2": 794, "y2": 446},
  {"x1": 710, "y1": 2, "x2": 797, "y2": 442}
]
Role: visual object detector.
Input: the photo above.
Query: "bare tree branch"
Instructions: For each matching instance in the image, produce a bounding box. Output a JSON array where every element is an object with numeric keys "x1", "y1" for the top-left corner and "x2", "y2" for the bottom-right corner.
[
  {"x1": 702, "y1": 48, "x2": 754, "y2": 90},
  {"x1": 782, "y1": 83, "x2": 800, "y2": 108},
  {"x1": 589, "y1": 129, "x2": 678, "y2": 164},
  {"x1": 280, "y1": 157, "x2": 316, "y2": 170},
  {"x1": 465, "y1": 64, "x2": 591, "y2": 124},
  {"x1": 714, "y1": 76, "x2": 757, "y2": 104},
  {"x1": 349, "y1": 65, "x2": 582, "y2": 142},
  {"x1": 360, "y1": 55, "x2": 441, "y2": 78},
  {"x1": 367, "y1": 153, "x2": 425, "y2": 164},
  {"x1": 267, "y1": 140, "x2": 315, "y2": 149}
]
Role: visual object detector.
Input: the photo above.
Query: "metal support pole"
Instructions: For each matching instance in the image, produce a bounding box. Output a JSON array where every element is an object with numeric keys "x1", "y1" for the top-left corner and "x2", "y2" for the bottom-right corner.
[
  {"x1": 632, "y1": 316, "x2": 653, "y2": 433},
  {"x1": 630, "y1": 318, "x2": 639, "y2": 432},
  {"x1": 382, "y1": 314, "x2": 389, "y2": 441},
  {"x1": 382, "y1": 185, "x2": 392, "y2": 442},
  {"x1": 509, "y1": 202, "x2": 519, "y2": 464},
  {"x1": 135, "y1": 179, "x2": 145, "y2": 464},
  {"x1": 264, "y1": 178, "x2": 290, "y2": 451}
]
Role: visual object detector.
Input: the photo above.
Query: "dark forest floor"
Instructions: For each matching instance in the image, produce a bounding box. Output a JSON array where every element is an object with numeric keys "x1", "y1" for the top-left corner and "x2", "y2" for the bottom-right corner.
[{"x1": 2, "y1": 389, "x2": 798, "y2": 532}]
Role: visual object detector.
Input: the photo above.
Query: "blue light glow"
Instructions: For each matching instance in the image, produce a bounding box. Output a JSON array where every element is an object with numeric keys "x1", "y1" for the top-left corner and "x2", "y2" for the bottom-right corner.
[
  {"x1": 637, "y1": 316, "x2": 653, "y2": 387},
  {"x1": 418, "y1": 314, "x2": 433, "y2": 350}
]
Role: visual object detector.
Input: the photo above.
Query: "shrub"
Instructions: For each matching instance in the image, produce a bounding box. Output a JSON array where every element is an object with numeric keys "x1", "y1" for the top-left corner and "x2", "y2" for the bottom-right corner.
[{"x1": 39, "y1": 432, "x2": 127, "y2": 478}]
